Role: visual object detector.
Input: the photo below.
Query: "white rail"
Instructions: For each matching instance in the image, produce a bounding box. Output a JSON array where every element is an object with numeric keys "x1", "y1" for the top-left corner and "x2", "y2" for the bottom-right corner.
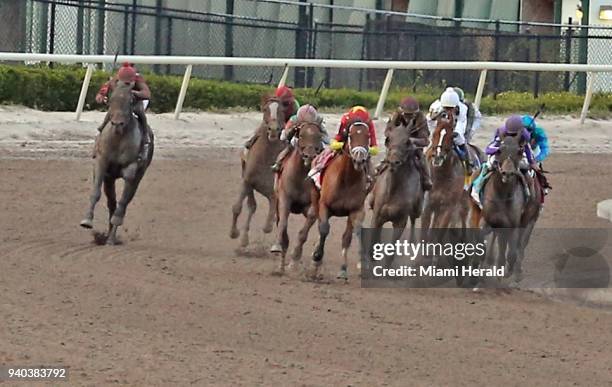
[{"x1": 1, "y1": 52, "x2": 611, "y2": 122}]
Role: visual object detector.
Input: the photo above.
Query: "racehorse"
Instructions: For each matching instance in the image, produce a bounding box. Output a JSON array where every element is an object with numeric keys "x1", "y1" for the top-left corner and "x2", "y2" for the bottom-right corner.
[
  {"x1": 293, "y1": 119, "x2": 371, "y2": 280},
  {"x1": 270, "y1": 122, "x2": 324, "y2": 274},
  {"x1": 369, "y1": 118, "x2": 425, "y2": 261},
  {"x1": 473, "y1": 134, "x2": 530, "y2": 281},
  {"x1": 230, "y1": 96, "x2": 287, "y2": 248},
  {"x1": 80, "y1": 81, "x2": 154, "y2": 245},
  {"x1": 422, "y1": 110, "x2": 484, "y2": 242}
]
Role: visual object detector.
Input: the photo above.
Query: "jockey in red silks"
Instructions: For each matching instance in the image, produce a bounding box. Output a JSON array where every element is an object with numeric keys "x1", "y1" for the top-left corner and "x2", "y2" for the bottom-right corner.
[
  {"x1": 95, "y1": 62, "x2": 152, "y2": 162},
  {"x1": 308, "y1": 106, "x2": 379, "y2": 188},
  {"x1": 244, "y1": 85, "x2": 300, "y2": 150}
]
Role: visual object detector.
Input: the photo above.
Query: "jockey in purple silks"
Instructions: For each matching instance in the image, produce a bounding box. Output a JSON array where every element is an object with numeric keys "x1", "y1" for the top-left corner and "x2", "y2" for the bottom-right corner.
[{"x1": 471, "y1": 115, "x2": 536, "y2": 206}]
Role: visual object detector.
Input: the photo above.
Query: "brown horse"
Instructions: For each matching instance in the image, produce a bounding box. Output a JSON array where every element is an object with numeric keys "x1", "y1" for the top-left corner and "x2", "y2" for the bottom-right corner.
[
  {"x1": 80, "y1": 81, "x2": 154, "y2": 245},
  {"x1": 293, "y1": 119, "x2": 371, "y2": 280},
  {"x1": 230, "y1": 96, "x2": 287, "y2": 248},
  {"x1": 473, "y1": 134, "x2": 531, "y2": 282},
  {"x1": 370, "y1": 118, "x2": 425, "y2": 249},
  {"x1": 270, "y1": 122, "x2": 324, "y2": 274},
  {"x1": 422, "y1": 110, "x2": 484, "y2": 244}
]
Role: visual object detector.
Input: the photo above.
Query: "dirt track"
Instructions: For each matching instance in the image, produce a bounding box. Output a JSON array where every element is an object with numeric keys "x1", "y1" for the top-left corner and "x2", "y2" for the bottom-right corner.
[{"x1": 1, "y1": 110, "x2": 612, "y2": 386}]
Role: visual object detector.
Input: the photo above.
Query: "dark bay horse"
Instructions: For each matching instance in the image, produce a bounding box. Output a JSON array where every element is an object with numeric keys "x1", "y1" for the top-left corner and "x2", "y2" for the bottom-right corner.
[
  {"x1": 422, "y1": 111, "x2": 484, "y2": 242},
  {"x1": 80, "y1": 81, "x2": 154, "y2": 245},
  {"x1": 475, "y1": 134, "x2": 529, "y2": 281},
  {"x1": 270, "y1": 122, "x2": 324, "y2": 274},
  {"x1": 370, "y1": 118, "x2": 424, "y2": 248},
  {"x1": 293, "y1": 119, "x2": 371, "y2": 280},
  {"x1": 230, "y1": 96, "x2": 287, "y2": 248}
]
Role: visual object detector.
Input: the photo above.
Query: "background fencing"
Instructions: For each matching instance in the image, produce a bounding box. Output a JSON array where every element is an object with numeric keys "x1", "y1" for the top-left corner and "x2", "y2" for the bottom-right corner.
[{"x1": 1, "y1": 0, "x2": 612, "y2": 95}]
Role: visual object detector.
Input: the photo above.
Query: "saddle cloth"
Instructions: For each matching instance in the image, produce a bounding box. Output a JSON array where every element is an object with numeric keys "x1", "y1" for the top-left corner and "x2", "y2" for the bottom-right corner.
[{"x1": 308, "y1": 149, "x2": 336, "y2": 189}]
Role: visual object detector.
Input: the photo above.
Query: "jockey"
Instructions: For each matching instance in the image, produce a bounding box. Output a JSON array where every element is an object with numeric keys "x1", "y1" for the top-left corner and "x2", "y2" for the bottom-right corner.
[
  {"x1": 384, "y1": 96, "x2": 432, "y2": 190},
  {"x1": 522, "y1": 115, "x2": 549, "y2": 164},
  {"x1": 244, "y1": 85, "x2": 300, "y2": 150},
  {"x1": 95, "y1": 62, "x2": 152, "y2": 162},
  {"x1": 470, "y1": 115, "x2": 536, "y2": 206},
  {"x1": 308, "y1": 106, "x2": 378, "y2": 188},
  {"x1": 454, "y1": 87, "x2": 482, "y2": 143},
  {"x1": 426, "y1": 87, "x2": 472, "y2": 172},
  {"x1": 271, "y1": 104, "x2": 329, "y2": 172},
  {"x1": 330, "y1": 105, "x2": 378, "y2": 153}
]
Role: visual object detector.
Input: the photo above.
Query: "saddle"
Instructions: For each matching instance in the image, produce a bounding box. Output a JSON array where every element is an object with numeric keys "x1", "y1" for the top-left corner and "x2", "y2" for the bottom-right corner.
[{"x1": 308, "y1": 150, "x2": 337, "y2": 190}]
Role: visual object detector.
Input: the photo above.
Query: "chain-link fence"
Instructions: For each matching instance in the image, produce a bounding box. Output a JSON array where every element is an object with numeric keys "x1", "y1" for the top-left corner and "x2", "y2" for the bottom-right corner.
[{"x1": 3, "y1": 0, "x2": 612, "y2": 94}]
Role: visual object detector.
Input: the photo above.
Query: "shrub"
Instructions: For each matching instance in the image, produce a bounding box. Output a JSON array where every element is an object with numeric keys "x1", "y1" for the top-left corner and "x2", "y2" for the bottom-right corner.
[{"x1": 0, "y1": 64, "x2": 610, "y2": 117}]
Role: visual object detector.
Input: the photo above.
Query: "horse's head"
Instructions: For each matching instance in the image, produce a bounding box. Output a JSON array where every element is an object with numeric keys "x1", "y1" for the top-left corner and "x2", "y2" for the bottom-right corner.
[
  {"x1": 497, "y1": 134, "x2": 523, "y2": 183},
  {"x1": 260, "y1": 96, "x2": 285, "y2": 141},
  {"x1": 345, "y1": 118, "x2": 370, "y2": 170},
  {"x1": 430, "y1": 108, "x2": 456, "y2": 168},
  {"x1": 385, "y1": 117, "x2": 417, "y2": 172},
  {"x1": 108, "y1": 80, "x2": 135, "y2": 135},
  {"x1": 295, "y1": 122, "x2": 324, "y2": 168}
]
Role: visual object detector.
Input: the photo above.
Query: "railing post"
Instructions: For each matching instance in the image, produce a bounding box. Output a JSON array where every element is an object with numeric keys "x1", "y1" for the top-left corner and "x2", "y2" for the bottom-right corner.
[
  {"x1": 277, "y1": 64, "x2": 290, "y2": 88},
  {"x1": 174, "y1": 65, "x2": 193, "y2": 120},
  {"x1": 580, "y1": 72, "x2": 595, "y2": 124},
  {"x1": 374, "y1": 68, "x2": 394, "y2": 120},
  {"x1": 474, "y1": 69, "x2": 487, "y2": 110},
  {"x1": 75, "y1": 64, "x2": 95, "y2": 121}
]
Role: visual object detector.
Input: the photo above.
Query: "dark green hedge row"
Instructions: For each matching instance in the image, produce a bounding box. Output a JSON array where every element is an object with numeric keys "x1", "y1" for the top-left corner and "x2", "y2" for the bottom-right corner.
[{"x1": 0, "y1": 64, "x2": 610, "y2": 116}]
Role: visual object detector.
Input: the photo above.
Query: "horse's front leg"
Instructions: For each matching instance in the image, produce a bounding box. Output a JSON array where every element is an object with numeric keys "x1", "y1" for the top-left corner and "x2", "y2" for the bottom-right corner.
[
  {"x1": 263, "y1": 193, "x2": 276, "y2": 234},
  {"x1": 230, "y1": 181, "x2": 249, "y2": 240},
  {"x1": 103, "y1": 176, "x2": 117, "y2": 236},
  {"x1": 289, "y1": 204, "x2": 316, "y2": 269},
  {"x1": 311, "y1": 205, "x2": 330, "y2": 279},
  {"x1": 420, "y1": 200, "x2": 433, "y2": 242},
  {"x1": 80, "y1": 160, "x2": 106, "y2": 229},
  {"x1": 270, "y1": 195, "x2": 290, "y2": 275},
  {"x1": 107, "y1": 173, "x2": 143, "y2": 245},
  {"x1": 391, "y1": 217, "x2": 408, "y2": 265}
]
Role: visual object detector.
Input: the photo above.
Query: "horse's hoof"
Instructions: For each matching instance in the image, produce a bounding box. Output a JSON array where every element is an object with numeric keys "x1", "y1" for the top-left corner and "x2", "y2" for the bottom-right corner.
[
  {"x1": 270, "y1": 268, "x2": 285, "y2": 277},
  {"x1": 337, "y1": 269, "x2": 348, "y2": 281},
  {"x1": 229, "y1": 229, "x2": 240, "y2": 239},
  {"x1": 240, "y1": 234, "x2": 249, "y2": 248},
  {"x1": 106, "y1": 237, "x2": 119, "y2": 246},
  {"x1": 110, "y1": 215, "x2": 123, "y2": 226},
  {"x1": 269, "y1": 244, "x2": 282, "y2": 254},
  {"x1": 80, "y1": 218, "x2": 93, "y2": 229}
]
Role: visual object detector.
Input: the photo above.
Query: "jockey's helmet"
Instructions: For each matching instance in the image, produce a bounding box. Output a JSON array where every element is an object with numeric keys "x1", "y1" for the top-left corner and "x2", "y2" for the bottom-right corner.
[
  {"x1": 522, "y1": 115, "x2": 536, "y2": 131},
  {"x1": 440, "y1": 87, "x2": 460, "y2": 108},
  {"x1": 275, "y1": 85, "x2": 294, "y2": 100},
  {"x1": 453, "y1": 87, "x2": 465, "y2": 102},
  {"x1": 297, "y1": 104, "x2": 318, "y2": 122},
  {"x1": 399, "y1": 96, "x2": 420, "y2": 114},
  {"x1": 348, "y1": 106, "x2": 370, "y2": 122},
  {"x1": 505, "y1": 115, "x2": 524, "y2": 135},
  {"x1": 118, "y1": 63, "x2": 137, "y2": 83}
]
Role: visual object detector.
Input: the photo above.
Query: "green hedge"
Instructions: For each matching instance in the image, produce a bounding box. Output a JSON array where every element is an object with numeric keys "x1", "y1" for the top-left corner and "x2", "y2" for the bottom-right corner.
[{"x1": 1, "y1": 64, "x2": 610, "y2": 116}]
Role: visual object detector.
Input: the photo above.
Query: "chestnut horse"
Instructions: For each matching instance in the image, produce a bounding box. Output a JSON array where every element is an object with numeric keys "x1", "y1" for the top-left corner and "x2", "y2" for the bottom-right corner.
[
  {"x1": 422, "y1": 110, "x2": 484, "y2": 244},
  {"x1": 270, "y1": 122, "x2": 324, "y2": 274},
  {"x1": 230, "y1": 96, "x2": 287, "y2": 248},
  {"x1": 292, "y1": 119, "x2": 371, "y2": 280},
  {"x1": 80, "y1": 81, "x2": 154, "y2": 245}
]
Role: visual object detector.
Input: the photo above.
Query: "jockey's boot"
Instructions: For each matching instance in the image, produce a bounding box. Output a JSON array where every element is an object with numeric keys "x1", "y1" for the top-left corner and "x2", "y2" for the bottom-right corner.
[
  {"x1": 244, "y1": 133, "x2": 259, "y2": 150},
  {"x1": 135, "y1": 111, "x2": 151, "y2": 164},
  {"x1": 458, "y1": 143, "x2": 473, "y2": 173},
  {"x1": 271, "y1": 146, "x2": 291, "y2": 172},
  {"x1": 415, "y1": 153, "x2": 433, "y2": 191},
  {"x1": 470, "y1": 164, "x2": 489, "y2": 208}
]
